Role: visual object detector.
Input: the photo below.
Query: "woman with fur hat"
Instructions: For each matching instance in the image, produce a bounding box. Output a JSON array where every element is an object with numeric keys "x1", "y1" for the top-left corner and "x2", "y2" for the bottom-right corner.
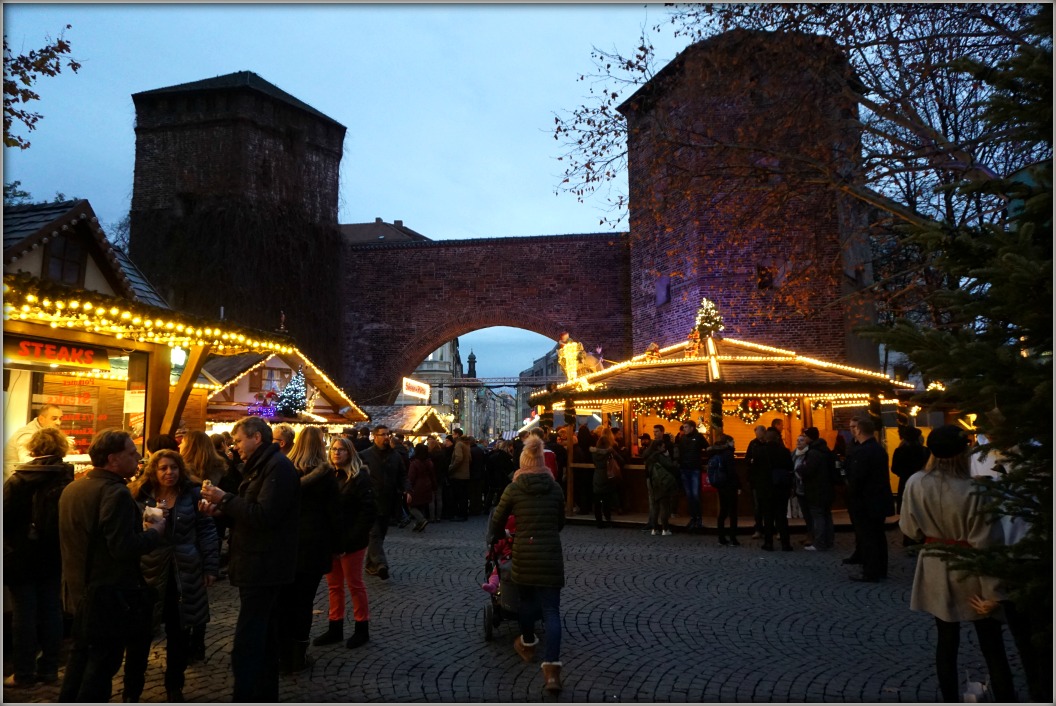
[{"x1": 898, "y1": 425, "x2": 1016, "y2": 702}]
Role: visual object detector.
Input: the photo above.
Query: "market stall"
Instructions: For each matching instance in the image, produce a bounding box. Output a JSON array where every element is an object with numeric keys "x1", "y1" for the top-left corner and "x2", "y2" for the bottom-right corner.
[{"x1": 359, "y1": 405, "x2": 450, "y2": 441}]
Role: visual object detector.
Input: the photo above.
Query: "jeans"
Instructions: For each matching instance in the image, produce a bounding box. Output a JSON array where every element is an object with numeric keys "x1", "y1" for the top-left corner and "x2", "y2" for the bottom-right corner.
[
  {"x1": 232, "y1": 585, "x2": 282, "y2": 702},
  {"x1": 796, "y1": 493, "x2": 814, "y2": 541},
  {"x1": 645, "y1": 480, "x2": 657, "y2": 527},
  {"x1": 326, "y1": 550, "x2": 369, "y2": 623},
  {"x1": 449, "y1": 478, "x2": 469, "y2": 519},
  {"x1": 809, "y1": 503, "x2": 834, "y2": 549},
  {"x1": 124, "y1": 576, "x2": 192, "y2": 696},
  {"x1": 366, "y1": 516, "x2": 390, "y2": 571},
  {"x1": 716, "y1": 485, "x2": 739, "y2": 536},
  {"x1": 934, "y1": 617, "x2": 1016, "y2": 702},
  {"x1": 854, "y1": 515, "x2": 888, "y2": 579},
  {"x1": 518, "y1": 585, "x2": 562, "y2": 663},
  {"x1": 8, "y1": 576, "x2": 63, "y2": 681},
  {"x1": 680, "y1": 468, "x2": 701, "y2": 519},
  {"x1": 762, "y1": 489, "x2": 790, "y2": 548}
]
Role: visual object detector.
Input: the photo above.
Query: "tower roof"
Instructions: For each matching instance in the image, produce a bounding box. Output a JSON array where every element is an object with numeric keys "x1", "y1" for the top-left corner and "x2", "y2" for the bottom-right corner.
[{"x1": 133, "y1": 70, "x2": 345, "y2": 128}]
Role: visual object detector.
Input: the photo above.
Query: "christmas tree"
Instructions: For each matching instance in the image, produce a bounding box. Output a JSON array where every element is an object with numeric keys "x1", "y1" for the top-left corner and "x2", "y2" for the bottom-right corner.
[
  {"x1": 694, "y1": 297, "x2": 725, "y2": 337},
  {"x1": 275, "y1": 368, "x2": 307, "y2": 418}
]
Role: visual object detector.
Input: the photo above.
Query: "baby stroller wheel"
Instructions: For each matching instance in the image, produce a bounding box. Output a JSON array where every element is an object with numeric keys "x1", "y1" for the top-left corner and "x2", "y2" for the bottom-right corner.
[{"x1": 484, "y1": 602, "x2": 494, "y2": 641}]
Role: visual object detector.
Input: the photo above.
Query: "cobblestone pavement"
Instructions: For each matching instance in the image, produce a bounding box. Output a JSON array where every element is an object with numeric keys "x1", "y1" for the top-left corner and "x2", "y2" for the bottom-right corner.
[{"x1": 4, "y1": 519, "x2": 1028, "y2": 703}]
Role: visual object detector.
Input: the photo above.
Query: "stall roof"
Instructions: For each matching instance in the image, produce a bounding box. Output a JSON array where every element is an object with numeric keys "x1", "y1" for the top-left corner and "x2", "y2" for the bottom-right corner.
[
  {"x1": 203, "y1": 352, "x2": 367, "y2": 422},
  {"x1": 360, "y1": 405, "x2": 449, "y2": 436},
  {"x1": 531, "y1": 336, "x2": 914, "y2": 406},
  {"x1": 4, "y1": 200, "x2": 170, "y2": 308}
]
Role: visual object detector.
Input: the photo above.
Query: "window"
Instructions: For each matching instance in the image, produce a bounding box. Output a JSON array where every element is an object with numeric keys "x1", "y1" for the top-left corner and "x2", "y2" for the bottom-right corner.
[
  {"x1": 248, "y1": 367, "x2": 293, "y2": 392},
  {"x1": 655, "y1": 275, "x2": 671, "y2": 306},
  {"x1": 43, "y1": 235, "x2": 87, "y2": 287}
]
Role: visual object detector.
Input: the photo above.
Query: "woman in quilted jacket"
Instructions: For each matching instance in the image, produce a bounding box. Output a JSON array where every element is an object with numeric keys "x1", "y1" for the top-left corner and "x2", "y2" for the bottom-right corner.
[
  {"x1": 488, "y1": 435, "x2": 566, "y2": 694},
  {"x1": 124, "y1": 450, "x2": 220, "y2": 703}
]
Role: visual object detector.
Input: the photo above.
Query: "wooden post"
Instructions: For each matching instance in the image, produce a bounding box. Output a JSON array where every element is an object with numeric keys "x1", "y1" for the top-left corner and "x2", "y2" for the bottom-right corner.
[
  {"x1": 709, "y1": 393, "x2": 723, "y2": 443},
  {"x1": 144, "y1": 346, "x2": 172, "y2": 442},
  {"x1": 564, "y1": 419, "x2": 576, "y2": 516},
  {"x1": 868, "y1": 393, "x2": 884, "y2": 445},
  {"x1": 162, "y1": 343, "x2": 213, "y2": 436}
]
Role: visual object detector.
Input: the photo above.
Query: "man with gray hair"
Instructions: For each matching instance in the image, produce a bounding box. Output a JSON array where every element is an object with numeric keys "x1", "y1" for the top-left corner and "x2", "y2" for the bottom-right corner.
[
  {"x1": 200, "y1": 416, "x2": 300, "y2": 701},
  {"x1": 272, "y1": 423, "x2": 295, "y2": 456}
]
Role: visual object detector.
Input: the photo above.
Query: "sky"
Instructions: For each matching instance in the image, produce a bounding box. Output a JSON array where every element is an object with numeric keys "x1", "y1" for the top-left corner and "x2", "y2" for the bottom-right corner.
[{"x1": 2, "y1": 3, "x2": 693, "y2": 379}]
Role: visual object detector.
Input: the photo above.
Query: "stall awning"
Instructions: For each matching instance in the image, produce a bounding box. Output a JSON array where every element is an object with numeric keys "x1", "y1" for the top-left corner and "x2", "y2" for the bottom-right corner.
[
  {"x1": 531, "y1": 336, "x2": 914, "y2": 406},
  {"x1": 359, "y1": 405, "x2": 449, "y2": 436}
]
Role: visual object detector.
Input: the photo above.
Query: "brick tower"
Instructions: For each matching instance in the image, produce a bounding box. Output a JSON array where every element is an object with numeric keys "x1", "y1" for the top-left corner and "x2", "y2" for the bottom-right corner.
[
  {"x1": 128, "y1": 71, "x2": 347, "y2": 371},
  {"x1": 618, "y1": 30, "x2": 877, "y2": 367}
]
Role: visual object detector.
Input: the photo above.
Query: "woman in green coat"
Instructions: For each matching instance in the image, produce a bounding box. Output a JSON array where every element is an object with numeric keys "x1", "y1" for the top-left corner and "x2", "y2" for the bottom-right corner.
[{"x1": 488, "y1": 435, "x2": 566, "y2": 694}]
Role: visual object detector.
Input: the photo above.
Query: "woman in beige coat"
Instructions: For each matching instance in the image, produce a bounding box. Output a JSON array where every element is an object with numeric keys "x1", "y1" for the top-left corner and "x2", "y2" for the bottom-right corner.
[{"x1": 898, "y1": 425, "x2": 1016, "y2": 702}]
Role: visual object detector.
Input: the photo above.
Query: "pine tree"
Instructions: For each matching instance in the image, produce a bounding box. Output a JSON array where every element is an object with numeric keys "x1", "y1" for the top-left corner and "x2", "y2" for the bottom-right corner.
[
  {"x1": 865, "y1": 4, "x2": 1052, "y2": 676},
  {"x1": 275, "y1": 368, "x2": 308, "y2": 418}
]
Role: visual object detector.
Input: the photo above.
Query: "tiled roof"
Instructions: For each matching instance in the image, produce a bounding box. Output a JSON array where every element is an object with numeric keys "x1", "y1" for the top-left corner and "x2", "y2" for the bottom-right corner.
[
  {"x1": 339, "y1": 219, "x2": 431, "y2": 244},
  {"x1": 201, "y1": 353, "x2": 268, "y2": 386},
  {"x1": 3, "y1": 199, "x2": 170, "y2": 309},
  {"x1": 359, "y1": 405, "x2": 450, "y2": 435},
  {"x1": 133, "y1": 70, "x2": 345, "y2": 128}
]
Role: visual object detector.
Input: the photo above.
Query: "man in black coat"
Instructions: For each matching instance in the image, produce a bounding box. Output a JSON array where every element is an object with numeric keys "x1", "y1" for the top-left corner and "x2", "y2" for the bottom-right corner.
[
  {"x1": 674, "y1": 422, "x2": 709, "y2": 530},
  {"x1": 843, "y1": 417, "x2": 895, "y2": 582},
  {"x1": 200, "y1": 416, "x2": 300, "y2": 702},
  {"x1": 58, "y1": 430, "x2": 167, "y2": 703},
  {"x1": 359, "y1": 424, "x2": 408, "y2": 580}
]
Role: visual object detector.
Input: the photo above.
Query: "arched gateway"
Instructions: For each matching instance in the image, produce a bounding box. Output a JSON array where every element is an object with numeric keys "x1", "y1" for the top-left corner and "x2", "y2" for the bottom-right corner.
[{"x1": 340, "y1": 233, "x2": 632, "y2": 404}]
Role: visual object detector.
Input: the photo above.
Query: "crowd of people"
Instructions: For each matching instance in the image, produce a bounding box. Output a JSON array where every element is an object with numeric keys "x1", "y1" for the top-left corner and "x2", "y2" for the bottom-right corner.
[{"x1": 2, "y1": 405, "x2": 1045, "y2": 702}]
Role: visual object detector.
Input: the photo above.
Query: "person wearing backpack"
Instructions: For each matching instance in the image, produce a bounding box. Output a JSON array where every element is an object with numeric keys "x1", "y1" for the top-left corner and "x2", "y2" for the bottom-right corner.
[
  {"x1": 707, "y1": 434, "x2": 740, "y2": 546},
  {"x1": 3, "y1": 427, "x2": 75, "y2": 688},
  {"x1": 801, "y1": 427, "x2": 836, "y2": 551}
]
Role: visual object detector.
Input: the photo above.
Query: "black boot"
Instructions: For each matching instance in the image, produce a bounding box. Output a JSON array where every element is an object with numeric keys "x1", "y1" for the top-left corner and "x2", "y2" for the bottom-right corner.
[
  {"x1": 289, "y1": 640, "x2": 314, "y2": 673},
  {"x1": 313, "y1": 619, "x2": 344, "y2": 646},
  {"x1": 346, "y1": 620, "x2": 369, "y2": 649}
]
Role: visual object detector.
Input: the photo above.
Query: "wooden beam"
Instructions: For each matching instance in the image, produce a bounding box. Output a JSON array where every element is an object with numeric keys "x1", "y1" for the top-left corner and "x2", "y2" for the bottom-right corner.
[
  {"x1": 162, "y1": 344, "x2": 212, "y2": 437},
  {"x1": 144, "y1": 346, "x2": 172, "y2": 442}
]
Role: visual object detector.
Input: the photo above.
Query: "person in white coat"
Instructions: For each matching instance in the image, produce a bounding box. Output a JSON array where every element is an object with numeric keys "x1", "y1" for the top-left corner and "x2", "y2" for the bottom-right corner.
[{"x1": 898, "y1": 425, "x2": 1016, "y2": 703}]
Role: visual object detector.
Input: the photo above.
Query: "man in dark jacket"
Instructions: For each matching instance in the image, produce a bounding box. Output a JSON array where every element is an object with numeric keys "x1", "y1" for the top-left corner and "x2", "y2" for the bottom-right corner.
[
  {"x1": 843, "y1": 417, "x2": 895, "y2": 582},
  {"x1": 200, "y1": 416, "x2": 300, "y2": 702},
  {"x1": 761, "y1": 428, "x2": 795, "y2": 552},
  {"x1": 359, "y1": 424, "x2": 408, "y2": 580},
  {"x1": 745, "y1": 425, "x2": 769, "y2": 538},
  {"x1": 58, "y1": 430, "x2": 167, "y2": 703},
  {"x1": 674, "y1": 422, "x2": 709, "y2": 529},
  {"x1": 468, "y1": 437, "x2": 488, "y2": 515},
  {"x1": 801, "y1": 427, "x2": 836, "y2": 551}
]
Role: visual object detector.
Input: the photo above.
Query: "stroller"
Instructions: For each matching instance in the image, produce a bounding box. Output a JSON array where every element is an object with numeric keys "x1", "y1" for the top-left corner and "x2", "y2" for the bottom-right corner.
[{"x1": 482, "y1": 515, "x2": 539, "y2": 641}]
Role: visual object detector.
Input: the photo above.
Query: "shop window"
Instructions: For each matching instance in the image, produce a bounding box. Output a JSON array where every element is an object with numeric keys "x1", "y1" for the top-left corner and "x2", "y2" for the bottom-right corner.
[{"x1": 43, "y1": 235, "x2": 87, "y2": 287}]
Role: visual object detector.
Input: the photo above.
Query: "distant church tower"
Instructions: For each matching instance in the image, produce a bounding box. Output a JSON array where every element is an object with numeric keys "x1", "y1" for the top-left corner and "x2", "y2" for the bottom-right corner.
[
  {"x1": 467, "y1": 350, "x2": 477, "y2": 378},
  {"x1": 127, "y1": 71, "x2": 347, "y2": 372}
]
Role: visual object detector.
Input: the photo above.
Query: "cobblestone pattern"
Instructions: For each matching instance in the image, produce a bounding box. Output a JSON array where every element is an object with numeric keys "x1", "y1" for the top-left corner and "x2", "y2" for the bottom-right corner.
[{"x1": 5, "y1": 520, "x2": 1027, "y2": 703}]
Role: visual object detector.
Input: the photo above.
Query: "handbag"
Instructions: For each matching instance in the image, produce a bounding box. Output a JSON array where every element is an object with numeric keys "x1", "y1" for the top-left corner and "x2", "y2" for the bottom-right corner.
[{"x1": 606, "y1": 452, "x2": 622, "y2": 480}]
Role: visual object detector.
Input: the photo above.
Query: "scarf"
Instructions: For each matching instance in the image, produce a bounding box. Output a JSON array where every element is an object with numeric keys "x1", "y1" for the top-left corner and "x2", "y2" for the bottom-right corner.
[{"x1": 512, "y1": 461, "x2": 550, "y2": 482}]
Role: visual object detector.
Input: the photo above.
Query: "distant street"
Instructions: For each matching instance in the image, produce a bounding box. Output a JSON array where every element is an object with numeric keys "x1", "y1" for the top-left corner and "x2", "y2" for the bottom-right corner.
[{"x1": 4, "y1": 518, "x2": 1028, "y2": 703}]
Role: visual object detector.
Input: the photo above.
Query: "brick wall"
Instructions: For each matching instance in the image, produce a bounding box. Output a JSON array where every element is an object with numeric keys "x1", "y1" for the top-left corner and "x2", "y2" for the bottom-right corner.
[
  {"x1": 621, "y1": 30, "x2": 878, "y2": 367},
  {"x1": 341, "y1": 234, "x2": 632, "y2": 404}
]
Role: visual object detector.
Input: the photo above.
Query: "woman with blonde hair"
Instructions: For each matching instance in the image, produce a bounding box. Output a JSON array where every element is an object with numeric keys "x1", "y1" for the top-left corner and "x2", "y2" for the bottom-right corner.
[
  {"x1": 899, "y1": 425, "x2": 1016, "y2": 702},
  {"x1": 180, "y1": 430, "x2": 226, "y2": 486},
  {"x1": 124, "y1": 450, "x2": 219, "y2": 703},
  {"x1": 313, "y1": 435, "x2": 376, "y2": 649},
  {"x1": 488, "y1": 434, "x2": 566, "y2": 693},
  {"x1": 589, "y1": 426, "x2": 621, "y2": 528},
  {"x1": 277, "y1": 426, "x2": 339, "y2": 673}
]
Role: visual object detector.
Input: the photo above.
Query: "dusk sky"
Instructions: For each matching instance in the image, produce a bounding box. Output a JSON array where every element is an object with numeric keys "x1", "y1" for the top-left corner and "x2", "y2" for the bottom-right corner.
[{"x1": 3, "y1": 3, "x2": 693, "y2": 379}]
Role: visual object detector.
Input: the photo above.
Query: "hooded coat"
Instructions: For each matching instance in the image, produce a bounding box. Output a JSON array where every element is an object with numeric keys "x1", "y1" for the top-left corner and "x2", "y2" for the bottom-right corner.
[
  {"x1": 294, "y1": 462, "x2": 340, "y2": 575},
  {"x1": 3, "y1": 457, "x2": 74, "y2": 584},
  {"x1": 488, "y1": 468, "x2": 565, "y2": 588}
]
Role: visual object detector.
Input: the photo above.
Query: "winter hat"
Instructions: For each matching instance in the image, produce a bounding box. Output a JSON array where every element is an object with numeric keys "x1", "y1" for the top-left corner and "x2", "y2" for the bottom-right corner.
[{"x1": 926, "y1": 425, "x2": 969, "y2": 459}]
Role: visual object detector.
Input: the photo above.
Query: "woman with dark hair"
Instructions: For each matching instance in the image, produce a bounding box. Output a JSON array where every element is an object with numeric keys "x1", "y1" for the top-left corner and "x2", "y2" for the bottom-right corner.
[
  {"x1": 406, "y1": 442, "x2": 436, "y2": 532},
  {"x1": 488, "y1": 435, "x2": 566, "y2": 693},
  {"x1": 899, "y1": 425, "x2": 1016, "y2": 702},
  {"x1": 891, "y1": 425, "x2": 930, "y2": 546},
  {"x1": 3, "y1": 427, "x2": 74, "y2": 688},
  {"x1": 276, "y1": 426, "x2": 339, "y2": 673},
  {"x1": 124, "y1": 450, "x2": 219, "y2": 703},
  {"x1": 313, "y1": 436, "x2": 376, "y2": 649},
  {"x1": 589, "y1": 426, "x2": 621, "y2": 528}
]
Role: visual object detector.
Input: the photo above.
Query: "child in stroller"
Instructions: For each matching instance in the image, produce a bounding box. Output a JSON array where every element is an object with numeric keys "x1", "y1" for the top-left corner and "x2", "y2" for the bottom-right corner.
[{"x1": 483, "y1": 515, "x2": 516, "y2": 593}]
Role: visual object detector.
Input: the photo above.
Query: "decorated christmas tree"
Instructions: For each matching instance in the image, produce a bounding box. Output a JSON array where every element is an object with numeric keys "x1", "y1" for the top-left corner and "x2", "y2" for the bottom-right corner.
[
  {"x1": 694, "y1": 297, "x2": 725, "y2": 338},
  {"x1": 275, "y1": 368, "x2": 307, "y2": 417}
]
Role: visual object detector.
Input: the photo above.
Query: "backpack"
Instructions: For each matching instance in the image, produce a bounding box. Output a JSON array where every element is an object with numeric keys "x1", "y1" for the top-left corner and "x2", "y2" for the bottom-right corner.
[{"x1": 707, "y1": 453, "x2": 728, "y2": 488}]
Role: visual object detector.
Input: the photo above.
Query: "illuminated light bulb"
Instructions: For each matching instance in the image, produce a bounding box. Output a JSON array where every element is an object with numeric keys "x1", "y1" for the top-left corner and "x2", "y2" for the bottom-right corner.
[
  {"x1": 70, "y1": 300, "x2": 80, "y2": 309},
  {"x1": 176, "y1": 324, "x2": 185, "y2": 332},
  {"x1": 132, "y1": 317, "x2": 141, "y2": 325},
  {"x1": 83, "y1": 302, "x2": 93, "y2": 311},
  {"x1": 145, "y1": 319, "x2": 153, "y2": 328},
  {"x1": 20, "y1": 304, "x2": 29, "y2": 312},
  {"x1": 109, "y1": 307, "x2": 118, "y2": 316},
  {"x1": 55, "y1": 301, "x2": 65, "y2": 309},
  {"x1": 121, "y1": 311, "x2": 131, "y2": 320},
  {"x1": 49, "y1": 322, "x2": 58, "y2": 328},
  {"x1": 42, "y1": 299, "x2": 51, "y2": 307},
  {"x1": 26, "y1": 294, "x2": 37, "y2": 303},
  {"x1": 165, "y1": 322, "x2": 174, "y2": 330}
]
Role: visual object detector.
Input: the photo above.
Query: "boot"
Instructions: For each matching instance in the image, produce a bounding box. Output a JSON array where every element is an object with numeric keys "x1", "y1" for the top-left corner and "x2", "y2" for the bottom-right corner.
[
  {"x1": 165, "y1": 689, "x2": 186, "y2": 703},
  {"x1": 514, "y1": 634, "x2": 537, "y2": 663},
  {"x1": 289, "y1": 640, "x2": 314, "y2": 672},
  {"x1": 313, "y1": 619, "x2": 344, "y2": 646},
  {"x1": 541, "y1": 662, "x2": 563, "y2": 693},
  {"x1": 345, "y1": 620, "x2": 369, "y2": 649}
]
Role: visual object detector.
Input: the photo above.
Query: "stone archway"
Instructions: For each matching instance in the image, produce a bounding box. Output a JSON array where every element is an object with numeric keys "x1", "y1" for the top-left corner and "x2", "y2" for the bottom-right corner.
[{"x1": 339, "y1": 233, "x2": 632, "y2": 403}]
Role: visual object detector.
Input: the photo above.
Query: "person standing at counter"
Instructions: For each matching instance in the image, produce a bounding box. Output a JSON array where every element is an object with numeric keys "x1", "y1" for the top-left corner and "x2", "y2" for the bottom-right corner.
[{"x1": 4, "y1": 404, "x2": 63, "y2": 482}]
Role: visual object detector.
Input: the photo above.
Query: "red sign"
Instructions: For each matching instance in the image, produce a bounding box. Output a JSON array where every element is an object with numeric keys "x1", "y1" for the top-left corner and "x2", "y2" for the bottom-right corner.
[{"x1": 4, "y1": 336, "x2": 110, "y2": 371}]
